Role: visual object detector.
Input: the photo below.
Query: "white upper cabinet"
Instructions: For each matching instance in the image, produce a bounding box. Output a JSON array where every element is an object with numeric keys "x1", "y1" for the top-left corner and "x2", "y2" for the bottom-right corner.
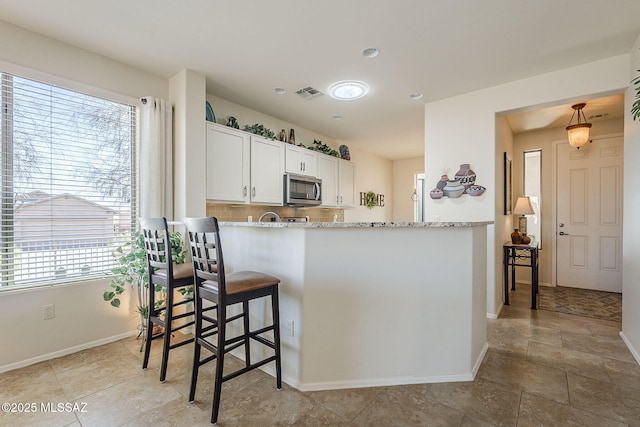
[
  {"x1": 285, "y1": 144, "x2": 317, "y2": 177},
  {"x1": 206, "y1": 122, "x2": 250, "y2": 203},
  {"x1": 250, "y1": 135, "x2": 285, "y2": 205},
  {"x1": 317, "y1": 155, "x2": 338, "y2": 207},
  {"x1": 338, "y1": 159, "x2": 356, "y2": 208}
]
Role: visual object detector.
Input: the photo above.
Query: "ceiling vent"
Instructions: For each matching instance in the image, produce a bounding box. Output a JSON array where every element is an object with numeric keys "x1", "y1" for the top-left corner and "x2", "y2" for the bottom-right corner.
[
  {"x1": 295, "y1": 86, "x2": 324, "y2": 100},
  {"x1": 588, "y1": 113, "x2": 609, "y2": 120}
]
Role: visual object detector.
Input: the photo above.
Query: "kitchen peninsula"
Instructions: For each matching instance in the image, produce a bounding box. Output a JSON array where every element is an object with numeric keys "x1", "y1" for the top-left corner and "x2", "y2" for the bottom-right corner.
[{"x1": 218, "y1": 221, "x2": 491, "y2": 391}]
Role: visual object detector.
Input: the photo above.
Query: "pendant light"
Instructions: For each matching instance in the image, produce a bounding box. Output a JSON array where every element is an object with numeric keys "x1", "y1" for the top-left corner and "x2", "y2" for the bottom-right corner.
[{"x1": 566, "y1": 103, "x2": 592, "y2": 149}]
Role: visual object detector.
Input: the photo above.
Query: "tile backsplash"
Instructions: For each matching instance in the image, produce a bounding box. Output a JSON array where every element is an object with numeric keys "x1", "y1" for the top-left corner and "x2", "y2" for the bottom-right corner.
[{"x1": 206, "y1": 203, "x2": 344, "y2": 222}]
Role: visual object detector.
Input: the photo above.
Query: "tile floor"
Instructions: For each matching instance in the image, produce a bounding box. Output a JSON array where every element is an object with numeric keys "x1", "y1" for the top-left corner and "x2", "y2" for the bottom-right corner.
[{"x1": 1, "y1": 283, "x2": 639, "y2": 426}]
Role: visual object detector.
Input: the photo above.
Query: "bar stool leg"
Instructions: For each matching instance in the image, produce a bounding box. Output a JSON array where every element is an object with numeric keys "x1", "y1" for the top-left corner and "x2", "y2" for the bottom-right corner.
[
  {"x1": 272, "y1": 287, "x2": 282, "y2": 390},
  {"x1": 242, "y1": 300, "x2": 251, "y2": 368},
  {"x1": 211, "y1": 304, "x2": 226, "y2": 425},
  {"x1": 160, "y1": 289, "x2": 173, "y2": 382}
]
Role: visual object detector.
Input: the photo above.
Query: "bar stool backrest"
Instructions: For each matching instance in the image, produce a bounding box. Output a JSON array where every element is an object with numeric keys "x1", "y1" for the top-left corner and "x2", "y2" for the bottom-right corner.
[
  {"x1": 139, "y1": 217, "x2": 174, "y2": 279},
  {"x1": 184, "y1": 216, "x2": 226, "y2": 296}
]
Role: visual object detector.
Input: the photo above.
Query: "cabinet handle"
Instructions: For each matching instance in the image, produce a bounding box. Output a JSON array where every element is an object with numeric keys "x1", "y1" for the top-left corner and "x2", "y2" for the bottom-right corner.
[
  {"x1": 303, "y1": 162, "x2": 306, "y2": 172},
  {"x1": 300, "y1": 162, "x2": 303, "y2": 172},
  {"x1": 243, "y1": 186, "x2": 247, "y2": 197},
  {"x1": 252, "y1": 187, "x2": 256, "y2": 197}
]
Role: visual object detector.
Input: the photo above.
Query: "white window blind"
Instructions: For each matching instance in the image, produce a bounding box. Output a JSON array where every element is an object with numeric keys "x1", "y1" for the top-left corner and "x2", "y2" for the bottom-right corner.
[{"x1": 1, "y1": 72, "x2": 137, "y2": 289}]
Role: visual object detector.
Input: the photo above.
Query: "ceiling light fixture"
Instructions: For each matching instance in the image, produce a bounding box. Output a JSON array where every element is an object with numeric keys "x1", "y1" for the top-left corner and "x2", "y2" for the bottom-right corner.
[
  {"x1": 566, "y1": 103, "x2": 592, "y2": 149},
  {"x1": 362, "y1": 47, "x2": 379, "y2": 58},
  {"x1": 409, "y1": 93, "x2": 423, "y2": 100},
  {"x1": 273, "y1": 87, "x2": 286, "y2": 95},
  {"x1": 332, "y1": 115, "x2": 344, "y2": 120},
  {"x1": 328, "y1": 81, "x2": 369, "y2": 101}
]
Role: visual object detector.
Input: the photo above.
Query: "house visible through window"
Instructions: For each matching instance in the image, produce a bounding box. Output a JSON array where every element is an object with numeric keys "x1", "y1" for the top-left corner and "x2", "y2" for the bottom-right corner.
[{"x1": 1, "y1": 72, "x2": 137, "y2": 289}]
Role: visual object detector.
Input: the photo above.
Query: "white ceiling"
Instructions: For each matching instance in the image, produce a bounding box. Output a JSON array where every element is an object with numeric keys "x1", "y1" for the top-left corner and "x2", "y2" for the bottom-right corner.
[{"x1": 1, "y1": 0, "x2": 638, "y2": 159}]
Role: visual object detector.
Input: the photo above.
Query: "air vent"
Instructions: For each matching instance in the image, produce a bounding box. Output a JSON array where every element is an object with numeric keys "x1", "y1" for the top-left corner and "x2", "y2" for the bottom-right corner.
[
  {"x1": 588, "y1": 113, "x2": 609, "y2": 120},
  {"x1": 295, "y1": 86, "x2": 325, "y2": 100}
]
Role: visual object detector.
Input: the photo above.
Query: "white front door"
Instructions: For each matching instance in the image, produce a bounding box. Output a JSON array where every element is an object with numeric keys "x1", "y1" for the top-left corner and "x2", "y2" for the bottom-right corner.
[{"x1": 556, "y1": 136, "x2": 623, "y2": 292}]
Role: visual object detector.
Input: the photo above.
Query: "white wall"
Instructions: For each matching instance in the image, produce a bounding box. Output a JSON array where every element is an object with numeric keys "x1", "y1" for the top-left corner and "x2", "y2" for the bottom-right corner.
[
  {"x1": 425, "y1": 54, "x2": 631, "y2": 318},
  {"x1": 622, "y1": 35, "x2": 640, "y2": 363},
  {"x1": 392, "y1": 157, "x2": 424, "y2": 222},
  {"x1": 0, "y1": 21, "x2": 170, "y2": 371},
  {"x1": 343, "y1": 147, "x2": 393, "y2": 222}
]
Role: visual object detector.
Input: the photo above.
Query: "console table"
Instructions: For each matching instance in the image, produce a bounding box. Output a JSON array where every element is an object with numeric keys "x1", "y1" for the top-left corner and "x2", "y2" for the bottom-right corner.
[{"x1": 503, "y1": 241, "x2": 539, "y2": 309}]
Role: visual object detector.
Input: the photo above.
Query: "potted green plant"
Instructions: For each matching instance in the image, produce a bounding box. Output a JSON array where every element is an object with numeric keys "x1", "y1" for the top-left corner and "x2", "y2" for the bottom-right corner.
[{"x1": 103, "y1": 231, "x2": 190, "y2": 335}]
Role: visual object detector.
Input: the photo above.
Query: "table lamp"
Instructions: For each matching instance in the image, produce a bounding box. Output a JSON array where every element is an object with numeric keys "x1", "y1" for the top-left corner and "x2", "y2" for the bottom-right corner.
[{"x1": 513, "y1": 196, "x2": 535, "y2": 234}]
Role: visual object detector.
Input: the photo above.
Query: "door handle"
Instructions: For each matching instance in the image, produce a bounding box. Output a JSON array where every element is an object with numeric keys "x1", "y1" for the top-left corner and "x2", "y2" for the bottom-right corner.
[{"x1": 559, "y1": 231, "x2": 570, "y2": 236}]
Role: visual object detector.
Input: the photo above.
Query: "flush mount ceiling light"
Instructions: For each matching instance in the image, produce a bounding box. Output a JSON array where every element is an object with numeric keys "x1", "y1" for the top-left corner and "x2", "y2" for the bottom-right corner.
[
  {"x1": 566, "y1": 103, "x2": 592, "y2": 149},
  {"x1": 328, "y1": 81, "x2": 369, "y2": 101},
  {"x1": 362, "y1": 47, "x2": 380, "y2": 58},
  {"x1": 273, "y1": 87, "x2": 286, "y2": 95},
  {"x1": 409, "y1": 93, "x2": 424, "y2": 100},
  {"x1": 331, "y1": 115, "x2": 344, "y2": 120}
]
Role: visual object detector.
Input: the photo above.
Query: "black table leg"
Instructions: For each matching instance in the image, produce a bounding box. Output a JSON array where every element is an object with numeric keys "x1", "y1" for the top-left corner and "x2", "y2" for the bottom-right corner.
[
  {"x1": 504, "y1": 246, "x2": 509, "y2": 305},
  {"x1": 531, "y1": 248, "x2": 538, "y2": 309}
]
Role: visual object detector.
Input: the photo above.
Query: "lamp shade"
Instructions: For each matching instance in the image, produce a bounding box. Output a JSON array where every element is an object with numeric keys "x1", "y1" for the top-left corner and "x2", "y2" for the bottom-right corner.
[
  {"x1": 566, "y1": 103, "x2": 592, "y2": 149},
  {"x1": 513, "y1": 196, "x2": 535, "y2": 216},
  {"x1": 567, "y1": 124, "x2": 591, "y2": 148}
]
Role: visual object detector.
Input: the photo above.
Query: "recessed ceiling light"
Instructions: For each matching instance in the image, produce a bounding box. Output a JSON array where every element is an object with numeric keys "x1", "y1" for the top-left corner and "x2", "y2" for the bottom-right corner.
[
  {"x1": 273, "y1": 87, "x2": 286, "y2": 95},
  {"x1": 328, "y1": 81, "x2": 369, "y2": 101},
  {"x1": 409, "y1": 93, "x2": 424, "y2": 100},
  {"x1": 362, "y1": 47, "x2": 380, "y2": 58},
  {"x1": 332, "y1": 115, "x2": 344, "y2": 120}
]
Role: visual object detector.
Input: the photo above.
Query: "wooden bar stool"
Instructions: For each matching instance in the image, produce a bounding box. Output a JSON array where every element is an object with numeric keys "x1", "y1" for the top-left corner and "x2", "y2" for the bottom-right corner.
[
  {"x1": 139, "y1": 217, "x2": 195, "y2": 382},
  {"x1": 184, "y1": 216, "x2": 282, "y2": 425}
]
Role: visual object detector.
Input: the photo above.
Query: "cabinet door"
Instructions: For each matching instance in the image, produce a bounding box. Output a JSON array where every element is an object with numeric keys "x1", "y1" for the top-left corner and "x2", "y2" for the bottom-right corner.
[
  {"x1": 206, "y1": 123, "x2": 249, "y2": 203},
  {"x1": 285, "y1": 145, "x2": 304, "y2": 175},
  {"x1": 317, "y1": 155, "x2": 338, "y2": 207},
  {"x1": 301, "y1": 150, "x2": 317, "y2": 177},
  {"x1": 338, "y1": 159, "x2": 356, "y2": 208},
  {"x1": 250, "y1": 136, "x2": 285, "y2": 205},
  {"x1": 285, "y1": 145, "x2": 317, "y2": 177}
]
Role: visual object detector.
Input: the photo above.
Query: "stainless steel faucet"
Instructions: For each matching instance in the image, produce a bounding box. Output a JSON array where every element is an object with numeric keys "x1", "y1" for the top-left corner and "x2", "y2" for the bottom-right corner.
[{"x1": 258, "y1": 211, "x2": 281, "y2": 222}]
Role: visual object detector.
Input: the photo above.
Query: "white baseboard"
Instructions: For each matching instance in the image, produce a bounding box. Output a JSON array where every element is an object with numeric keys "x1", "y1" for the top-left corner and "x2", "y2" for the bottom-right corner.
[
  {"x1": 0, "y1": 330, "x2": 137, "y2": 374},
  {"x1": 620, "y1": 332, "x2": 640, "y2": 365}
]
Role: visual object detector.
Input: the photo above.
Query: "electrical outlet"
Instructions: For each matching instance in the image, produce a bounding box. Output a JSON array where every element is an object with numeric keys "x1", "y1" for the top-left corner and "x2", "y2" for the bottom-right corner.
[
  {"x1": 285, "y1": 320, "x2": 294, "y2": 337},
  {"x1": 43, "y1": 304, "x2": 55, "y2": 320}
]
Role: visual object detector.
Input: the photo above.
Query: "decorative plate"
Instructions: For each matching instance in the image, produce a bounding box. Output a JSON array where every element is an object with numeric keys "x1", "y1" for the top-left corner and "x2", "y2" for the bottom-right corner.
[{"x1": 206, "y1": 101, "x2": 216, "y2": 123}]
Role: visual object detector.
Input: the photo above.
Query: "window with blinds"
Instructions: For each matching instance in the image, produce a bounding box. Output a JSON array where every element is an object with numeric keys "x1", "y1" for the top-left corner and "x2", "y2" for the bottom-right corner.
[{"x1": 1, "y1": 72, "x2": 137, "y2": 289}]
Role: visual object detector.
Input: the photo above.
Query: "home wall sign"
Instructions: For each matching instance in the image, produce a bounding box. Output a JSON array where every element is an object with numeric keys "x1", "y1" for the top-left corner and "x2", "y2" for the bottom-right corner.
[{"x1": 360, "y1": 191, "x2": 384, "y2": 208}]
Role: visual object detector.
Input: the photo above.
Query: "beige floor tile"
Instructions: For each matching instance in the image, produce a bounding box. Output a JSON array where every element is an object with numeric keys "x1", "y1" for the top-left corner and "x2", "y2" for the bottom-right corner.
[
  {"x1": 526, "y1": 340, "x2": 610, "y2": 382},
  {"x1": 561, "y1": 331, "x2": 635, "y2": 363},
  {"x1": 215, "y1": 377, "x2": 314, "y2": 426},
  {"x1": 306, "y1": 386, "x2": 382, "y2": 421},
  {"x1": 121, "y1": 396, "x2": 211, "y2": 427},
  {"x1": 532, "y1": 311, "x2": 593, "y2": 335},
  {"x1": 352, "y1": 384, "x2": 464, "y2": 426},
  {"x1": 291, "y1": 404, "x2": 352, "y2": 426},
  {"x1": 427, "y1": 378, "x2": 521, "y2": 427},
  {"x1": 478, "y1": 350, "x2": 569, "y2": 404},
  {"x1": 568, "y1": 372, "x2": 640, "y2": 425},
  {"x1": 75, "y1": 374, "x2": 183, "y2": 426},
  {"x1": 518, "y1": 392, "x2": 626, "y2": 427},
  {"x1": 603, "y1": 357, "x2": 640, "y2": 392}
]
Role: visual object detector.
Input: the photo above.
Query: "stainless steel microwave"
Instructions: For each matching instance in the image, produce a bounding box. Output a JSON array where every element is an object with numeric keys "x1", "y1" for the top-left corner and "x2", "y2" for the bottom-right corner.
[{"x1": 284, "y1": 174, "x2": 322, "y2": 206}]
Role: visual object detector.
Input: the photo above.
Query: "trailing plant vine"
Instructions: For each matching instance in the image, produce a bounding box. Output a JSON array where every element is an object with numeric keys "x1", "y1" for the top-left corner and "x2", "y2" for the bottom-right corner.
[{"x1": 631, "y1": 67, "x2": 640, "y2": 121}]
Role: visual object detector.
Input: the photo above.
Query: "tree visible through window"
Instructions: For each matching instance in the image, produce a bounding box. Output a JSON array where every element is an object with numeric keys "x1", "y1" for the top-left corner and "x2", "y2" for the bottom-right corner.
[{"x1": 1, "y1": 72, "x2": 137, "y2": 288}]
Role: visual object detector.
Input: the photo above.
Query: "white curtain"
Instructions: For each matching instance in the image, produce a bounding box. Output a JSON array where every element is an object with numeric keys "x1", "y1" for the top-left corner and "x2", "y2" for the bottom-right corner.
[{"x1": 138, "y1": 97, "x2": 173, "y2": 219}]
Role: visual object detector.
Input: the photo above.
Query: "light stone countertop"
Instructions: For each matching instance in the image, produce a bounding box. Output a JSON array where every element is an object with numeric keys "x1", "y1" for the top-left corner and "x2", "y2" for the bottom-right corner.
[{"x1": 219, "y1": 221, "x2": 493, "y2": 228}]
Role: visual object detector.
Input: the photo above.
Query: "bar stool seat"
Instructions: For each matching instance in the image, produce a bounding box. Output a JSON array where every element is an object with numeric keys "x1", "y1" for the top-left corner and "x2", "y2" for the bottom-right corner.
[{"x1": 184, "y1": 216, "x2": 282, "y2": 425}]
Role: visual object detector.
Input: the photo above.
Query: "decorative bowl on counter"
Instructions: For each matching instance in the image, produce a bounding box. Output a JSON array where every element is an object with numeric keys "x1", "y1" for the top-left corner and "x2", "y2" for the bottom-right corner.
[
  {"x1": 466, "y1": 185, "x2": 486, "y2": 196},
  {"x1": 429, "y1": 188, "x2": 444, "y2": 199}
]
